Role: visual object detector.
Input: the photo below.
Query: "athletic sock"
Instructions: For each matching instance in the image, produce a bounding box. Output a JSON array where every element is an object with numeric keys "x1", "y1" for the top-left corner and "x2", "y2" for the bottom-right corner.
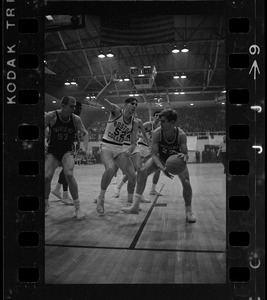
[
  {"x1": 185, "y1": 205, "x2": 192, "y2": 213},
  {"x1": 99, "y1": 189, "x2": 106, "y2": 199},
  {"x1": 73, "y1": 199, "x2": 80, "y2": 209},
  {"x1": 63, "y1": 191, "x2": 69, "y2": 198},
  {"x1": 127, "y1": 193, "x2": 134, "y2": 203},
  {"x1": 132, "y1": 194, "x2": 142, "y2": 210}
]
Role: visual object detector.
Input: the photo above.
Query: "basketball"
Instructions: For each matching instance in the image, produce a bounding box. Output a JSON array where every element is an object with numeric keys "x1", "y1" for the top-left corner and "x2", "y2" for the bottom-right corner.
[{"x1": 165, "y1": 155, "x2": 186, "y2": 175}]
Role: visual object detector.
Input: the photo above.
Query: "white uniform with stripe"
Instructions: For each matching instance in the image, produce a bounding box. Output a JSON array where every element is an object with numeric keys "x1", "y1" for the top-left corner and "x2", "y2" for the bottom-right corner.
[{"x1": 100, "y1": 110, "x2": 134, "y2": 158}]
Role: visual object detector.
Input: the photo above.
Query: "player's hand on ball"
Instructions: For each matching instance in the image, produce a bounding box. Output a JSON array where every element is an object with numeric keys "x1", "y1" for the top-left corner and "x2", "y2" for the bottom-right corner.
[
  {"x1": 177, "y1": 153, "x2": 188, "y2": 162},
  {"x1": 162, "y1": 168, "x2": 174, "y2": 179}
]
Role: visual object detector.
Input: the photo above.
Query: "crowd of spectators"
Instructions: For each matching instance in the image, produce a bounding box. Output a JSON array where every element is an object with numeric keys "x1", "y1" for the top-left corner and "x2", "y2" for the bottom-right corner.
[{"x1": 86, "y1": 107, "x2": 225, "y2": 141}]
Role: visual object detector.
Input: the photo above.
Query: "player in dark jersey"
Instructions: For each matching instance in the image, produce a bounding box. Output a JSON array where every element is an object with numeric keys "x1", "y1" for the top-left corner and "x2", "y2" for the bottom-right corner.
[
  {"x1": 51, "y1": 102, "x2": 85, "y2": 204},
  {"x1": 121, "y1": 109, "x2": 196, "y2": 223},
  {"x1": 45, "y1": 96, "x2": 88, "y2": 221}
]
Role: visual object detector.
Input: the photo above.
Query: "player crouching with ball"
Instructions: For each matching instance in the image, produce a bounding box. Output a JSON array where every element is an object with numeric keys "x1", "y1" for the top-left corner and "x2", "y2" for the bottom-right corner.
[{"x1": 121, "y1": 109, "x2": 196, "y2": 223}]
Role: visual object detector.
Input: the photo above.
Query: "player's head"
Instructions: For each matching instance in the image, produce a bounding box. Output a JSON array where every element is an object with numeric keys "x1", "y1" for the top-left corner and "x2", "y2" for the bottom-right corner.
[
  {"x1": 74, "y1": 101, "x2": 82, "y2": 116},
  {"x1": 61, "y1": 96, "x2": 77, "y2": 113},
  {"x1": 124, "y1": 97, "x2": 138, "y2": 114},
  {"x1": 152, "y1": 110, "x2": 162, "y2": 121},
  {"x1": 158, "y1": 109, "x2": 177, "y2": 129}
]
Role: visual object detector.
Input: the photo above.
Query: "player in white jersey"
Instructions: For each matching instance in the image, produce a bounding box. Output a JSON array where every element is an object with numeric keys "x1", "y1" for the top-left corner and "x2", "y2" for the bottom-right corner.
[
  {"x1": 94, "y1": 70, "x2": 139, "y2": 215},
  {"x1": 137, "y1": 111, "x2": 162, "y2": 195},
  {"x1": 114, "y1": 116, "x2": 151, "y2": 203}
]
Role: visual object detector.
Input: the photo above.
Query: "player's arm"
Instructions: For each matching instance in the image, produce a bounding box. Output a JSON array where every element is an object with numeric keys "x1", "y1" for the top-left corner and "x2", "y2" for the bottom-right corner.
[
  {"x1": 138, "y1": 119, "x2": 150, "y2": 146},
  {"x1": 125, "y1": 119, "x2": 138, "y2": 156},
  {"x1": 74, "y1": 115, "x2": 89, "y2": 153},
  {"x1": 151, "y1": 129, "x2": 173, "y2": 179},
  {"x1": 95, "y1": 70, "x2": 120, "y2": 115},
  {"x1": 177, "y1": 132, "x2": 189, "y2": 162},
  {"x1": 45, "y1": 111, "x2": 56, "y2": 128}
]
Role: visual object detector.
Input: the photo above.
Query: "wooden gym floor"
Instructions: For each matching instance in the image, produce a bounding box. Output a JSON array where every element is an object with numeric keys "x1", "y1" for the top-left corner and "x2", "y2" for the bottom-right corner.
[{"x1": 45, "y1": 163, "x2": 226, "y2": 284}]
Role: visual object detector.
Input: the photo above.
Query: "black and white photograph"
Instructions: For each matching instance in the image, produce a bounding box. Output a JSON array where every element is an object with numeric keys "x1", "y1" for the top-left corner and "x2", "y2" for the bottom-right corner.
[{"x1": 44, "y1": 11, "x2": 227, "y2": 284}]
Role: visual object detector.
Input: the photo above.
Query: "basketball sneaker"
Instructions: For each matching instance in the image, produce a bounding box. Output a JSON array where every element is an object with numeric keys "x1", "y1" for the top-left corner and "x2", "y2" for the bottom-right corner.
[
  {"x1": 52, "y1": 189, "x2": 62, "y2": 200},
  {"x1": 186, "y1": 211, "x2": 196, "y2": 223},
  {"x1": 113, "y1": 187, "x2": 120, "y2": 198},
  {"x1": 121, "y1": 206, "x2": 139, "y2": 214},
  {"x1": 96, "y1": 197, "x2": 105, "y2": 215},
  {"x1": 61, "y1": 196, "x2": 74, "y2": 206},
  {"x1": 75, "y1": 207, "x2": 85, "y2": 221},
  {"x1": 149, "y1": 190, "x2": 162, "y2": 196},
  {"x1": 140, "y1": 195, "x2": 151, "y2": 203}
]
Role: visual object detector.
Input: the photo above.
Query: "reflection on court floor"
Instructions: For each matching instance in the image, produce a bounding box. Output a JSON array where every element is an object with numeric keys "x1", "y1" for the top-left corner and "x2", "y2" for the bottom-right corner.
[{"x1": 45, "y1": 163, "x2": 226, "y2": 284}]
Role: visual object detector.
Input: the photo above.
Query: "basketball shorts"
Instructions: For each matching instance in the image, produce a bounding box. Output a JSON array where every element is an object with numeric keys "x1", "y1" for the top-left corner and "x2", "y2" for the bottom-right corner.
[
  {"x1": 47, "y1": 146, "x2": 73, "y2": 162},
  {"x1": 100, "y1": 141, "x2": 125, "y2": 158},
  {"x1": 137, "y1": 144, "x2": 151, "y2": 159},
  {"x1": 123, "y1": 144, "x2": 140, "y2": 155}
]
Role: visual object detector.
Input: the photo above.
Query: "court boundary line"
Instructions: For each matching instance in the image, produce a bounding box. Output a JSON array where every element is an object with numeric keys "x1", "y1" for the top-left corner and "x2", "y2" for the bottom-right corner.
[
  {"x1": 44, "y1": 243, "x2": 226, "y2": 254},
  {"x1": 129, "y1": 182, "x2": 165, "y2": 249}
]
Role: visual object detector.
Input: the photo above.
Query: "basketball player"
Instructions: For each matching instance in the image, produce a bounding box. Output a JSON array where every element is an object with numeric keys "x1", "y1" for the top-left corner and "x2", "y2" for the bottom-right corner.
[
  {"x1": 137, "y1": 111, "x2": 163, "y2": 196},
  {"x1": 45, "y1": 96, "x2": 88, "y2": 221},
  {"x1": 94, "y1": 70, "x2": 139, "y2": 215},
  {"x1": 113, "y1": 116, "x2": 151, "y2": 203},
  {"x1": 114, "y1": 111, "x2": 162, "y2": 198},
  {"x1": 52, "y1": 102, "x2": 87, "y2": 204},
  {"x1": 121, "y1": 109, "x2": 196, "y2": 223},
  {"x1": 217, "y1": 135, "x2": 226, "y2": 173}
]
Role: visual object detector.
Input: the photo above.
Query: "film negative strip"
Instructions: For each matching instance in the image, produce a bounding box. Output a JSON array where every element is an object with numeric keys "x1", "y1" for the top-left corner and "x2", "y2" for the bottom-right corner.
[{"x1": 2, "y1": 0, "x2": 264, "y2": 299}]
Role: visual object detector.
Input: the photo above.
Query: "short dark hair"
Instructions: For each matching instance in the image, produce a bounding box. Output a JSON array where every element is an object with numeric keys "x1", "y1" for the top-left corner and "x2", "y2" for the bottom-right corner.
[
  {"x1": 158, "y1": 109, "x2": 177, "y2": 122},
  {"x1": 124, "y1": 97, "x2": 138, "y2": 104},
  {"x1": 61, "y1": 96, "x2": 76, "y2": 106},
  {"x1": 74, "y1": 102, "x2": 82, "y2": 116},
  {"x1": 153, "y1": 110, "x2": 162, "y2": 117}
]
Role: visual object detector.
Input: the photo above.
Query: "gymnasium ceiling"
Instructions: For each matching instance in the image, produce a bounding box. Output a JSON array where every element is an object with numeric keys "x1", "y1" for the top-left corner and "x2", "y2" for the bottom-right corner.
[{"x1": 44, "y1": 12, "x2": 226, "y2": 111}]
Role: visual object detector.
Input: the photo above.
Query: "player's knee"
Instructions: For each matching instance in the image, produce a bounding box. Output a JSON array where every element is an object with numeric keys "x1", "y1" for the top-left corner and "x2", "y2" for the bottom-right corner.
[
  {"x1": 65, "y1": 172, "x2": 74, "y2": 182},
  {"x1": 139, "y1": 167, "x2": 147, "y2": 180},
  {"x1": 126, "y1": 168, "x2": 136, "y2": 181},
  {"x1": 105, "y1": 166, "x2": 116, "y2": 177}
]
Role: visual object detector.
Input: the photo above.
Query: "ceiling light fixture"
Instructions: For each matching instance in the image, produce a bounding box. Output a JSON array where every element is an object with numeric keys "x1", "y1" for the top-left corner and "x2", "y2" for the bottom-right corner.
[
  {"x1": 180, "y1": 74, "x2": 187, "y2": 79},
  {"x1": 172, "y1": 45, "x2": 180, "y2": 53},
  {"x1": 174, "y1": 90, "x2": 179, "y2": 95},
  {"x1": 46, "y1": 15, "x2": 53, "y2": 21},
  {"x1": 173, "y1": 73, "x2": 180, "y2": 79},
  {"x1": 190, "y1": 103, "x2": 194, "y2": 106},
  {"x1": 98, "y1": 51, "x2": 105, "y2": 58},
  {"x1": 64, "y1": 80, "x2": 70, "y2": 86},
  {"x1": 71, "y1": 79, "x2": 76, "y2": 85},
  {"x1": 221, "y1": 89, "x2": 226, "y2": 93},
  {"x1": 180, "y1": 90, "x2": 185, "y2": 94},
  {"x1": 106, "y1": 49, "x2": 114, "y2": 58},
  {"x1": 124, "y1": 77, "x2": 130, "y2": 82},
  {"x1": 181, "y1": 45, "x2": 189, "y2": 52}
]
